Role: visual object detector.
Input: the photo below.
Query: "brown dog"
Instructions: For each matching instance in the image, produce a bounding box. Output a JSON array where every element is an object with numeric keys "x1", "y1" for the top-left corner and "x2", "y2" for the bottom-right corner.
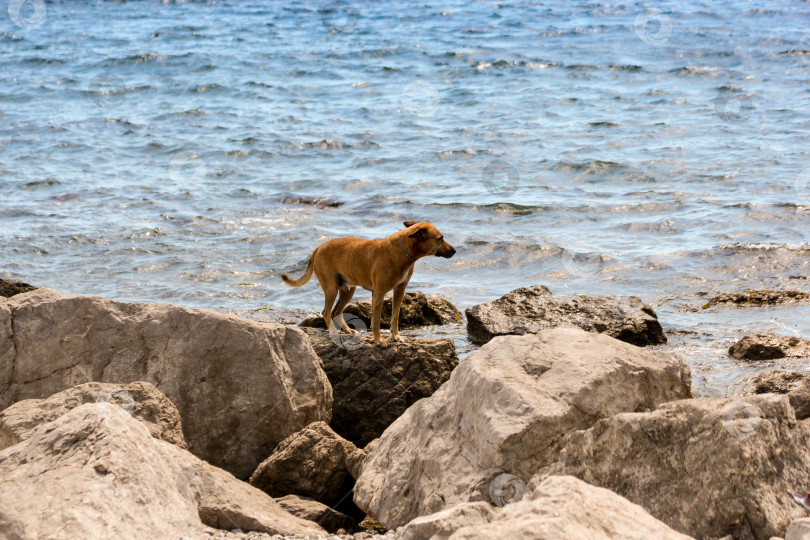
[{"x1": 282, "y1": 221, "x2": 456, "y2": 347}]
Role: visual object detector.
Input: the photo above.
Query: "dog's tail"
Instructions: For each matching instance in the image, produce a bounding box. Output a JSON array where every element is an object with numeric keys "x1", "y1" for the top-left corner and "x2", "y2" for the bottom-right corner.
[{"x1": 281, "y1": 251, "x2": 315, "y2": 287}]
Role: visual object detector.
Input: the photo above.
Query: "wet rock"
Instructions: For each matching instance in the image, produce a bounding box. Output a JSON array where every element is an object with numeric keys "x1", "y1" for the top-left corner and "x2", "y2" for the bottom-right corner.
[
  {"x1": 353, "y1": 328, "x2": 691, "y2": 529},
  {"x1": 279, "y1": 195, "x2": 344, "y2": 208},
  {"x1": 0, "y1": 381, "x2": 186, "y2": 451},
  {"x1": 788, "y1": 379, "x2": 810, "y2": 420},
  {"x1": 786, "y1": 518, "x2": 810, "y2": 540},
  {"x1": 395, "y1": 476, "x2": 693, "y2": 540},
  {"x1": 465, "y1": 284, "x2": 665, "y2": 346},
  {"x1": 0, "y1": 278, "x2": 36, "y2": 298},
  {"x1": 540, "y1": 395, "x2": 810, "y2": 540},
  {"x1": 0, "y1": 404, "x2": 324, "y2": 539},
  {"x1": 0, "y1": 288, "x2": 332, "y2": 479},
  {"x1": 249, "y1": 421, "x2": 357, "y2": 504},
  {"x1": 752, "y1": 370, "x2": 809, "y2": 395},
  {"x1": 730, "y1": 333, "x2": 810, "y2": 361},
  {"x1": 300, "y1": 291, "x2": 461, "y2": 330},
  {"x1": 702, "y1": 290, "x2": 810, "y2": 309},
  {"x1": 305, "y1": 332, "x2": 458, "y2": 447},
  {"x1": 275, "y1": 495, "x2": 356, "y2": 533}
]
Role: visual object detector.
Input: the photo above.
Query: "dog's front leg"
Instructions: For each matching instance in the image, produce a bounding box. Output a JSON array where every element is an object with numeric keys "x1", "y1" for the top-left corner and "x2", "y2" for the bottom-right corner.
[
  {"x1": 390, "y1": 282, "x2": 407, "y2": 343},
  {"x1": 371, "y1": 289, "x2": 387, "y2": 347}
]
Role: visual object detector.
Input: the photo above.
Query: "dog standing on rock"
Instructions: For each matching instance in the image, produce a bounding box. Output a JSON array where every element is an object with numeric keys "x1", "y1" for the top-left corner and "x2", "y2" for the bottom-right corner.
[{"x1": 282, "y1": 221, "x2": 456, "y2": 347}]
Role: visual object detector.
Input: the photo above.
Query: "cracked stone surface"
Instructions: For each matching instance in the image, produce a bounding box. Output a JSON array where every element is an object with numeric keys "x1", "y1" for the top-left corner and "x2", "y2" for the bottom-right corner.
[
  {"x1": 353, "y1": 327, "x2": 691, "y2": 529},
  {"x1": 0, "y1": 288, "x2": 332, "y2": 479}
]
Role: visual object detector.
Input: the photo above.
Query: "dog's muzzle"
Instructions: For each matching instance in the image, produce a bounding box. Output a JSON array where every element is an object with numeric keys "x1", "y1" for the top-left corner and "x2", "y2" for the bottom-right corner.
[{"x1": 439, "y1": 246, "x2": 456, "y2": 258}]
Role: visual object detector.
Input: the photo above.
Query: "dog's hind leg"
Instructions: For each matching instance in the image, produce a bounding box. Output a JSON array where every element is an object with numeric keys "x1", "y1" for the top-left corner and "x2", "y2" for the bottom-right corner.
[
  {"x1": 371, "y1": 288, "x2": 387, "y2": 347},
  {"x1": 389, "y1": 282, "x2": 407, "y2": 342},
  {"x1": 321, "y1": 286, "x2": 339, "y2": 334},
  {"x1": 331, "y1": 286, "x2": 357, "y2": 333}
]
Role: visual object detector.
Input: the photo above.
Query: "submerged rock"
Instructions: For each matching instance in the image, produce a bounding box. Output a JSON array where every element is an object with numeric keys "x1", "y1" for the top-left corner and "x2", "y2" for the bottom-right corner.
[
  {"x1": 306, "y1": 332, "x2": 458, "y2": 447},
  {"x1": 702, "y1": 290, "x2": 810, "y2": 309},
  {"x1": 540, "y1": 395, "x2": 810, "y2": 540},
  {"x1": 0, "y1": 404, "x2": 324, "y2": 539},
  {"x1": 353, "y1": 328, "x2": 691, "y2": 529},
  {"x1": 751, "y1": 370, "x2": 809, "y2": 395},
  {"x1": 300, "y1": 291, "x2": 461, "y2": 330},
  {"x1": 395, "y1": 476, "x2": 694, "y2": 540},
  {"x1": 0, "y1": 381, "x2": 186, "y2": 451},
  {"x1": 0, "y1": 287, "x2": 332, "y2": 479},
  {"x1": 730, "y1": 333, "x2": 810, "y2": 361},
  {"x1": 465, "y1": 284, "x2": 665, "y2": 346}
]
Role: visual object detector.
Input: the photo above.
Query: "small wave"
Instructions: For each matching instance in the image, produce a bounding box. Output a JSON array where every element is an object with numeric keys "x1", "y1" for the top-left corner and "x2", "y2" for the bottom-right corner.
[
  {"x1": 669, "y1": 66, "x2": 721, "y2": 76},
  {"x1": 608, "y1": 65, "x2": 642, "y2": 72},
  {"x1": 190, "y1": 83, "x2": 223, "y2": 93},
  {"x1": 588, "y1": 121, "x2": 619, "y2": 128},
  {"x1": 781, "y1": 50, "x2": 810, "y2": 56},
  {"x1": 22, "y1": 57, "x2": 66, "y2": 65},
  {"x1": 301, "y1": 139, "x2": 350, "y2": 149},
  {"x1": 717, "y1": 242, "x2": 810, "y2": 253},
  {"x1": 106, "y1": 52, "x2": 191, "y2": 66},
  {"x1": 0, "y1": 209, "x2": 36, "y2": 217},
  {"x1": 23, "y1": 178, "x2": 61, "y2": 189}
]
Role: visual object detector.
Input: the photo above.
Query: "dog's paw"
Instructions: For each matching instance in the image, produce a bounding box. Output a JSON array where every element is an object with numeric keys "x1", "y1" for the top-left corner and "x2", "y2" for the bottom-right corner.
[
  {"x1": 375, "y1": 338, "x2": 389, "y2": 348},
  {"x1": 391, "y1": 334, "x2": 405, "y2": 343},
  {"x1": 344, "y1": 327, "x2": 358, "y2": 334}
]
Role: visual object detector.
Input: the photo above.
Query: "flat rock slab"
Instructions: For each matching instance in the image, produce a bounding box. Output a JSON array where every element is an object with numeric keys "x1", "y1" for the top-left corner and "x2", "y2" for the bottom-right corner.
[
  {"x1": 540, "y1": 395, "x2": 810, "y2": 540},
  {"x1": 353, "y1": 328, "x2": 691, "y2": 529},
  {"x1": 0, "y1": 381, "x2": 186, "y2": 451},
  {"x1": 0, "y1": 288, "x2": 332, "y2": 479},
  {"x1": 300, "y1": 291, "x2": 461, "y2": 330},
  {"x1": 702, "y1": 290, "x2": 810, "y2": 309},
  {"x1": 305, "y1": 331, "x2": 458, "y2": 447},
  {"x1": 465, "y1": 284, "x2": 666, "y2": 346},
  {"x1": 275, "y1": 495, "x2": 356, "y2": 534},
  {"x1": 395, "y1": 476, "x2": 694, "y2": 540},
  {"x1": 0, "y1": 403, "x2": 324, "y2": 539},
  {"x1": 730, "y1": 333, "x2": 810, "y2": 361}
]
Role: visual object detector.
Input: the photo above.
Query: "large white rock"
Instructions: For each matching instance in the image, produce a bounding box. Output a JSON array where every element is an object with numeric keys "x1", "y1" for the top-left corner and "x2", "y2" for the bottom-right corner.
[
  {"x1": 0, "y1": 403, "x2": 324, "y2": 539},
  {"x1": 539, "y1": 395, "x2": 810, "y2": 540},
  {"x1": 0, "y1": 288, "x2": 332, "y2": 478},
  {"x1": 354, "y1": 327, "x2": 692, "y2": 528},
  {"x1": 395, "y1": 476, "x2": 694, "y2": 540}
]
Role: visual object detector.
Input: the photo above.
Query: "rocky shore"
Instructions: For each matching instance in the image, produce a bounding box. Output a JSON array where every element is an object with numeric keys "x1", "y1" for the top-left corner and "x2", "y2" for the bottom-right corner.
[{"x1": 2, "y1": 278, "x2": 810, "y2": 539}]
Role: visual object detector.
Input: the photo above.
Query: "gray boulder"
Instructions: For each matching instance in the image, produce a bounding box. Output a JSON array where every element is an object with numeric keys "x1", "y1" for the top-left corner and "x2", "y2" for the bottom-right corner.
[
  {"x1": 465, "y1": 285, "x2": 665, "y2": 346},
  {"x1": 306, "y1": 332, "x2": 458, "y2": 446},
  {"x1": 0, "y1": 381, "x2": 186, "y2": 450},
  {"x1": 0, "y1": 287, "x2": 332, "y2": 479},
  {"x1": 353, "y1": 328, "x2": 691, "y2": 529},
  {"x1": 0, "y1": 403, "x2": 324, "y2": 539}
]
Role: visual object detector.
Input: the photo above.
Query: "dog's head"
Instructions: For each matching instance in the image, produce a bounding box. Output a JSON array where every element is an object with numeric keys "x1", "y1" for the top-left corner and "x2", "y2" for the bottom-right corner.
[{"x1": 403, "y1": 221, "x2": 456, "y2": 259}]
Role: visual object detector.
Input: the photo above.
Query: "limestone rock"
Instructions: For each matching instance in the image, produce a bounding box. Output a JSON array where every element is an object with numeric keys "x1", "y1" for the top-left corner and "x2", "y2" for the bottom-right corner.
[
  {"x1": 730, "y1": 333, "x2": 810, "y2": 361},
  {"x1": 0, "y1": 288, "x2": 332, "y2": 479},
  {"x1": 275, "y1": 495, "x2": 356, "y2": 533},
  {"x1": 752, "y1": 370, "x2": 809, "y2": 395},
  {"x1": 702, "y1": 290, "x2": 810, "y2": 309},
  {"x1": 0, "y1": 381, "x2": 186, "y2": 450},
  {"x1": 0, "y1": 403, "x2": 324, "y2": 539},
  {"x1": 394, "y1": 502, "x2": 496, "y2": 540},
  {"x1": 786, "y1": 518, "x2": 810, "y2": 540},
  {"x1": 465, "y1": 284, "x2": 665, "y2": 346},
  {"x1": 353, "y1": 328, "x2": 691, "y2": 529},
  {"x1": 250, "y1": 421, "x2": 357, "y2": 503},
  {"x1": 420, "y1": 476, "x2": 694, "y2": 540},
  {"x1": 306, "y1": 332, "x2": 458, "y2": 446},
  {"x1": 300, "y1": 291, "x2": 461, "y2": 330},
  {"x1": 540, "y1": 395, "x2": 810, "y2": 540},
  {"x1": 0, "y1": 278, "x2": 36, "y2": 298}
]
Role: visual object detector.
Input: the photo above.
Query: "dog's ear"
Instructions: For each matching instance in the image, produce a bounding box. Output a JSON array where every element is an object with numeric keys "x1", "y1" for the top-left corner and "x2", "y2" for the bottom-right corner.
[
  {"x1": 403, "y1": 221, "x2": 418, "y2": 228},
  {"x1": 409, "y1": 227, "x2": 428, "y2": 241}
]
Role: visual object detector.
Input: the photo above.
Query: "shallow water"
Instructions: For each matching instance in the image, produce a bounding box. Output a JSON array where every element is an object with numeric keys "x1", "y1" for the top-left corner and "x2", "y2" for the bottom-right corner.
[{"x1": 2, "y1": 1, "x2": 810, "y2": 396}]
